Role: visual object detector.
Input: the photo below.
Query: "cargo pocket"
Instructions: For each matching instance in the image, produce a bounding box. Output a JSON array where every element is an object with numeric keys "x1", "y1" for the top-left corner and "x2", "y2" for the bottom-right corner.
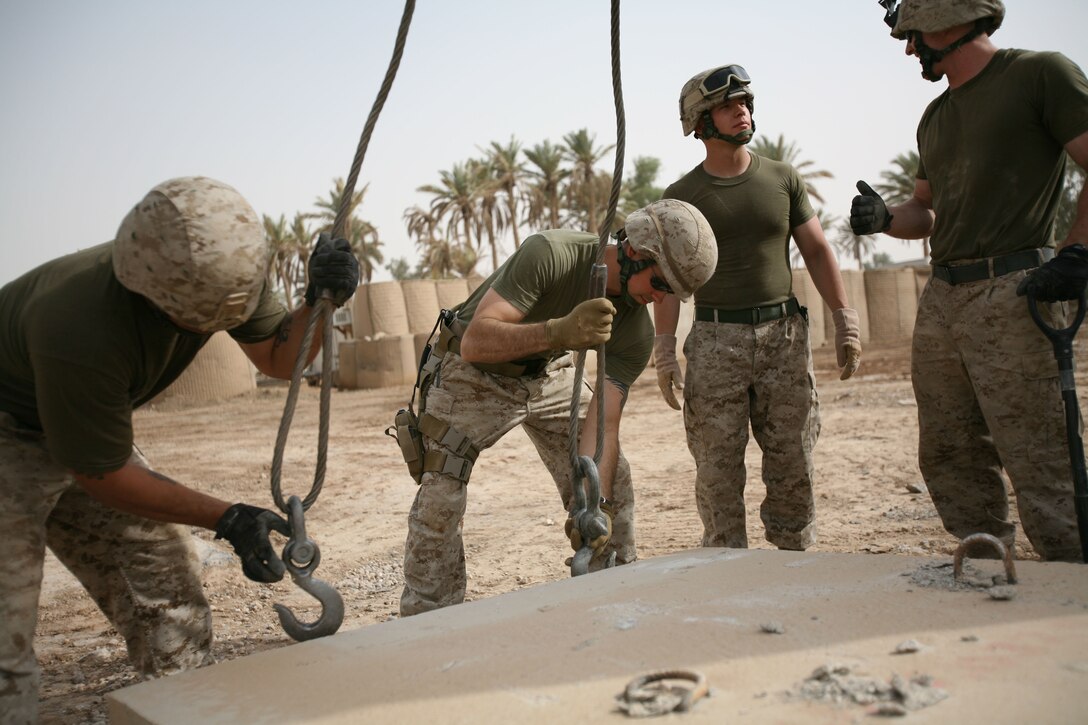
[{"x1": 1021, "y1": 349, "x2": 1067, "y2": 464}]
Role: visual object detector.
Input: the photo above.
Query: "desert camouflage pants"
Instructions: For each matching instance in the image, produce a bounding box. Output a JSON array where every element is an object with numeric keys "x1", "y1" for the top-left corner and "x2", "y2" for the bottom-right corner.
[
  {"x1": 0, "y1": 413, "x2": 213, "y2": 724},
  {"x1": 400, "y1": 353, "x2": 635, "y2": 617},
  {"x1": 912, "y1": 271, "x2": 1081, "y2": 561},
  {"x1": 682, "y1": 312, "x2": 819, "y2": 550}
]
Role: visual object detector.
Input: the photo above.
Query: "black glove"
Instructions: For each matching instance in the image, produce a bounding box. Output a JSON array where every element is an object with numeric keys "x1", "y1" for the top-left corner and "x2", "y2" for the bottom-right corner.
[
  {"x1": 305, "y1": 234, "x2": 360, "y2": 307},
  {"x1": 214, "y1": 503, "x2": 291, "y2": 583},
  {"x1": 850, "y1": 180, "x2": 893, "y2": 235},
  {"x1": 1016, "y1": 245, "x2": 1088, "y2": 302}
]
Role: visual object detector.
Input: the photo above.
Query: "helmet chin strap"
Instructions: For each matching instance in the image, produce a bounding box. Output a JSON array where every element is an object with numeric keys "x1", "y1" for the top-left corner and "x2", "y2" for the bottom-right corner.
[
  {"x1": 697, "y1": 108, "x2": 755, "y2": 145},
  {"x1": 616, "y1": 239, "x2": 654, "y2": 307},
  {"x1": 912, "y1": 20, "x2": 989, "y2": 82}
]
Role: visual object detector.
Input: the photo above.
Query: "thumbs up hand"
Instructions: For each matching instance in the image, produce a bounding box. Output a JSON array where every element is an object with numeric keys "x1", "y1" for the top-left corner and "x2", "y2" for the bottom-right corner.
[{"x1": 849, "y1": 180, "x2": 893, "y2": 235}]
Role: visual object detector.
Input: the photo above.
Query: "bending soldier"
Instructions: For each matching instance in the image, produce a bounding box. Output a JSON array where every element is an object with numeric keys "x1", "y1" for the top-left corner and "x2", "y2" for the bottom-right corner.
[
  {"x1": 0, "y1": 176, "x2": 359, "y2": 721},
  {"x1": 399, "y1": 199, "x2": 717, "y2": 617}
]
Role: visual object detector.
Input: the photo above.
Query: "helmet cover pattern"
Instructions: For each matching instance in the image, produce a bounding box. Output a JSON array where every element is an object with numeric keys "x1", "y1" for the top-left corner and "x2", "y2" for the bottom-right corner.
[
  {"x1": 623, "y1": 199, "x2": 717, "y2": 300},
  {"x1": 113, "y1": 176, "x2": 269, "y2": 332},
  {"x1": 891, "y1": 0, "x2": 1004, "y2": 39}
]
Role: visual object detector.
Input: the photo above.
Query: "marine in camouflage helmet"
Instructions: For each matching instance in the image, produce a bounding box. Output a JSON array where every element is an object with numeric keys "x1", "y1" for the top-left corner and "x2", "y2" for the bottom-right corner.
[
  {"x1": 113, "y1": 176, "x2": 270, "y2": 333},
  {"x1": 624, "y1": 199, "x2": 716, "y2": 301},
  {"x1": 891, "y1": 0, "x2": 1004, "y2": 40},
  {"x1": 889, "y1": 0, "x2": 1005, "y2": 81},
  {"x1": 678, "y1": 64, "x2": 755, "y2": 143}
]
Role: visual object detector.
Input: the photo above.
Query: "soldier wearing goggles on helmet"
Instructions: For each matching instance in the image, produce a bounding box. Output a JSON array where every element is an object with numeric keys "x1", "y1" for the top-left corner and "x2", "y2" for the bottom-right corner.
[
  {"x1": 851, "y1": 0, "x2": 1088, "y2": 561},
  {"x1": 399, "y1": 200, "x2": 716, "y2": 617},
  {"x1": 654, "y1": 64, "x2": 862, "y2": 553},
  {"x1": 0, "y1": 176, "x2": 360, "y2": 720}
]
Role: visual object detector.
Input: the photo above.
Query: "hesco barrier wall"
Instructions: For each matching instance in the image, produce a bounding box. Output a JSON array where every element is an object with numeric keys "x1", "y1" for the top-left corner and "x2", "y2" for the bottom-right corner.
[
  {"x1": 152, "y1": 331, "x2": 256, "y2": 406},
  {"x1": 350, "y1": 280, "x2": 410, "y2": 341},
  {"x1": 338, "y1": 267, "x2": 931, "y2": 389},
  {"x1": 401, "y1": 279, "x2": 441, "y2": 334},
  {"x1": 864, "y1": 267, "x2": 920, "y2": 345}
]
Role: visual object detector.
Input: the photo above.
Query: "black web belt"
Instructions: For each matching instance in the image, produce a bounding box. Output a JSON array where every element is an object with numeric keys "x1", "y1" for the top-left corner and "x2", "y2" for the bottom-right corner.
[
  {"x1": 931, "y1": 248, "x2": 1053, "y2": 286},
  {"x1": 695, "y1": 297, "x2": 801, "y2": 325}
]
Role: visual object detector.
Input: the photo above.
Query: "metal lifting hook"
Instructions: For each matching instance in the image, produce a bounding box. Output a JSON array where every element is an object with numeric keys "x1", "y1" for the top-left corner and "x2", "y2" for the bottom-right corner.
[
  {"x1": 570, "y1": 456, "x2": 617, "y2": 577},
  {"x1": 272, "y1": 495, "x2": 345, "y2": 641}
]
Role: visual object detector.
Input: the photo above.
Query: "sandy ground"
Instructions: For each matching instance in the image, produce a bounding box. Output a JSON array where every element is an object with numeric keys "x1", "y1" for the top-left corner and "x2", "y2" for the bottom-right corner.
[{"x1": 33, "y1": 342, "x2": 1082, "y2": 722}]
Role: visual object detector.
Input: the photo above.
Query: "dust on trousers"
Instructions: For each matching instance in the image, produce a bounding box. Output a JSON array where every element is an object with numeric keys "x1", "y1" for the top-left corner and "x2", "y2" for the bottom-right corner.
[
  {"x1": 0, "y1": 414, "x2": 213, "y2": 724},
  {"x1": 400, "y1": 353, "x2": 635, "y2": 617}
]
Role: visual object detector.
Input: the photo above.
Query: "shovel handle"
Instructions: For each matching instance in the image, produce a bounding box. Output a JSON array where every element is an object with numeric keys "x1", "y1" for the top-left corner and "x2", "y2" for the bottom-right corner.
[
  {"x1": 1027, "y1": 291, "x2": 1087, "y2": 365},
  {"x1": 1027, "y1": 291, "x2": 1088, "y2": 563}
]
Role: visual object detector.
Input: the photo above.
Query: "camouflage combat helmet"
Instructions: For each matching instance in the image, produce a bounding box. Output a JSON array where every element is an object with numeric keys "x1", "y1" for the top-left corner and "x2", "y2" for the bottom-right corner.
[
  {"x1": 113, "y1": 176, "x2": 269, "y2": 333},
  {"x1": 624, "y1": 199, "x2": 717, "y2": 301},
  {"x1": 679, "y1": 64, "x2": 754, "y2": 138},
  {"x1": 891, "y1": 0, "x2": 1004, "y2": 40}
]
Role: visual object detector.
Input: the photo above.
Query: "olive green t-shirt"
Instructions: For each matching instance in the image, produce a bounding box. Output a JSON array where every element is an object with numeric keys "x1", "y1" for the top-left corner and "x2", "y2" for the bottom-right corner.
[
  {"x1": 455, "y1": 230, "x2": 652, "y2": 386},
  {"x1": 917, "y1": 49, "x2": 1088, "y2": 263},
  {"x1": 0, "y1": 242, "x2": 286, "y2": 474},
  {"x1": 663, "y1": 152, "x2": 814, "y2": 309}
]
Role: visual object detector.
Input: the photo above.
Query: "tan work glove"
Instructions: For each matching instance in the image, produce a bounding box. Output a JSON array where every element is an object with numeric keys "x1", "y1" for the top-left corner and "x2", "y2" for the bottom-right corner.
[
  {"x1": 653, "y1": 334, "x2": 684, "y2": 410},
  {"x1": 832, "y1": 307, "x2": 862, "y2": 381},
  {"x1": 565, "y1": 500, "x2": 614, "y2": 555},
  {"x1": 545, "y1": 298, "x2": 616, "y2": 350}
]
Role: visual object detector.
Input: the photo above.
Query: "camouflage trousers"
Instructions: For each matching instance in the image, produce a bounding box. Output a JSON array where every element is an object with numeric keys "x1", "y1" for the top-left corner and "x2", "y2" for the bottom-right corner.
[
  {"x1": 400, "y1": 353, "x2": 635, "y2": 617},
  {"x1": 912, "y1": 271, "x2": 1081, "y2": 561},
  {"x1": 682, "y1": 313, "x2": 820, "y2": 550},
  {"x1": 0, "y1": 413, "x2": 213, "y2": 724}
]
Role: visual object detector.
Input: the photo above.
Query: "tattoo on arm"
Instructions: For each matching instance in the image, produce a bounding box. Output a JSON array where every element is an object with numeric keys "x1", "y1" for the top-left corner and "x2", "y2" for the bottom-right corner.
[
  {"x1": 607, "y1": 377, "x2": 630, "y2": 408},
  {"x1": 273, "y1": 315, "x2": 293, "y2": 349}
]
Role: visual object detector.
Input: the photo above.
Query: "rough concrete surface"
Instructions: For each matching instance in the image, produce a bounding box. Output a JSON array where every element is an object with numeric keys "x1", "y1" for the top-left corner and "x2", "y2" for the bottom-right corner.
[
  {"x1": 108, "y1": 548, "x2": 1088, "y2": 724},
  {"x1": 34, "y1": 343, "x2": 1088, "y2": 722}
]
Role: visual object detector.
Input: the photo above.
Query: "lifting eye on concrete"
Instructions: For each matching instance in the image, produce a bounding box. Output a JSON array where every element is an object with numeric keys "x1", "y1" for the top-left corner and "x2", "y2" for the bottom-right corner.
[
  {"x1": 953, "y1": 532, "x2": 1018, "y2": 585},
  {"x1": 272, "y1": 495, "x2": 346, "y2": 641}
]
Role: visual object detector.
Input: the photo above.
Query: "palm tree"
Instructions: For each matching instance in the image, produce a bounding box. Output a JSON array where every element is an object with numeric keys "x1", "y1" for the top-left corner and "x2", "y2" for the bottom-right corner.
[
  {"x1": 385, "y1": 257, "x2": 423, "y2": 281},
  {"x1": 309, "y1": 178, "x2": 384, "y2": 282},
  {"x1": 750, "y1": 134, "x2": 833, "y2": 205},
  {"x1": 524, "y1": 140, "x2": 570, "y2": 230},
  {"x1": 263, "y1": 213, "x2": 298, "y2": 309},
  {"x1": 474, "y1": 172, "x2": 509, "y2": 274},
  {"x1": 484, "y1": 137, "x2": 526, "y2": 250},
  {"x1": 622, "y1": 156, "x2": 664, "y2": 215},
  {"x1": 830, "y1": 216, "x2": 877, "y2": 271},
  {"x1": 418, "y1": 161, "x2": 488, "y2": 272},
  {"x1": 562, "y1": 128, "x2": 615, "y2": 234},
  {"x1": 875, "y1": 150, "x2": 929, "y2": 258},
  {"x1": 404, "y1": 204, "x2": 460, "y2": 279},
  {"x1": 287, "y1": 213, "x2": 314, "y2": 304}
]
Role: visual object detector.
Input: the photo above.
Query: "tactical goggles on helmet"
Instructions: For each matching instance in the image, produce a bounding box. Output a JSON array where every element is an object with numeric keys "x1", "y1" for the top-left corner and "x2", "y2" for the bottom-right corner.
[
  {"x1": 879, "y1": 0, "x2": 901, "y2": 30},
  {"x1": 698, "y1": 64, "x2": 751, "y2": 98}
]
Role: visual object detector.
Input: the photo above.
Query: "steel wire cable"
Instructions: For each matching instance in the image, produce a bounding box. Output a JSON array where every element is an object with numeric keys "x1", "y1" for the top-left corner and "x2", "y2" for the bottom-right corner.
[
  {"x1": 567, "y1": 0, "x2": 625, "y2": 474},
  {"x1": 271, "y1": 0, "x2": 416, "y2": 512}
]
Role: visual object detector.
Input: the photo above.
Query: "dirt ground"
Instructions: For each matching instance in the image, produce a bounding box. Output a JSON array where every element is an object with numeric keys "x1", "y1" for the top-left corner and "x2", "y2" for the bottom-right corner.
[{"x1": 33, "y1": 341, "x2": 1081, "y2": 722}]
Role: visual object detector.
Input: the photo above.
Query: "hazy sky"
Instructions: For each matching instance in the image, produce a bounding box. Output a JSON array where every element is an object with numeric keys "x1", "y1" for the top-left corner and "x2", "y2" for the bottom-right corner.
[{"x1": 2, "y1": 0, "x2": 1085, "y2": 286}]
